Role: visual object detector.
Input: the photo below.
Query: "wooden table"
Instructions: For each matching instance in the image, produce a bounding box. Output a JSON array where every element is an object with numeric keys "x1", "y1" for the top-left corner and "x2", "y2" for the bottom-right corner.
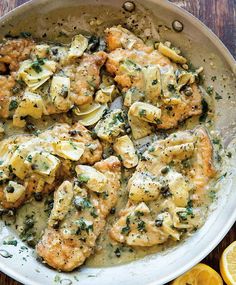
[{"x1": 0, "y1": 0, "x2": 235, "y2": 284}]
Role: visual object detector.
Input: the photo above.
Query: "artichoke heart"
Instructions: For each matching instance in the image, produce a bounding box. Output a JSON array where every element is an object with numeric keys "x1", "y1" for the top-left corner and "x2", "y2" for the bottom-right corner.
[
  {"x1": 48, "y1": 181, "x2": 74, "y2": 227},
  {"x1": 34, "y1": 44, "x2": 50, "y2": 59},
  {"x1": 95, "y1": 85, "x2": 117, "y2": 104},
  {"x1": 143, "y1": 65, "x2": 161, "y2": 104},
  {"x1": 128, "y1": 113, "x2": 152, "y2": 140},
  {"x1": 50, "y1": 76, "x2": 72, "y2": 111},
  {"x1": 25, "y1": 150, "x2": 60, "y2": 177},
  {"x1": 4, "y1": 181, "x2": 26, "y2": 203},
  {"x1": 94, "y1": 109, "x2": 125, "y2": 142},
  {"x1": 53, "y1": 140, "x2": 85, "y2": 161},
  {"x1": 18, "y1": 59, "x2": 57, "y2": 90},
  {"x1": 177, "y1": 71, "x2": 196, "y2": 91},
  {"x1": 158, "y1": 42, "x2": 187, "y2": 64},
  {"x1": 13, "y1": 91, "x2": 45, "y2": 127},
  {"x1": 120, "y1": 59, "x2": 142, "y2": 76},
  {"x1": 73, "y1": 102, "x2": 101, "y2": 116},
  {"x1": 75, "y1": 165, "x2": 107, "y2": 193},
  {"x1": 77, "y1": 104, "x2": 107, "y2": 127},
  {"x1": 113, "y1": 135, "x2": 138, "y2": 168},
  {"x1": 128, "y1": 172, "x2": 161, "y2": 202},
  {"x1": 68, "y1": 34, "x2": 88, "y2": 59},
  {"x1": 160, "y1": 65, "x2": 180, "y2": 103},
  {"x1": 129, "y1": 102, "x2": 161, "y2": 124}
]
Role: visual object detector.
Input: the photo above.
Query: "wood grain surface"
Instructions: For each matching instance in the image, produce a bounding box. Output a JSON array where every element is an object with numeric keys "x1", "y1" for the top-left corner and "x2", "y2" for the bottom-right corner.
[{"x1": 0, "y1": 0, "x2": 235, "y2": 284}]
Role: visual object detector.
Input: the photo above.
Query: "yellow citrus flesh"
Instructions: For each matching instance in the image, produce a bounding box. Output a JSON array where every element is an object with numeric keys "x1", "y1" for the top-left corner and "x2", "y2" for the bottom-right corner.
[
  {"x1": 220, "y1": 241, "x2": 236, "y2": 285},
  {"x1": 171, "y1": 263, "x2": 223, "y2": 285}
]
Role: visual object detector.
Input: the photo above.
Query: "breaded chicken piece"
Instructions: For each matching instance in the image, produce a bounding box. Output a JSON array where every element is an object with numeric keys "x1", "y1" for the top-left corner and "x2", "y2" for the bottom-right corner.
[
  {"x1": 0, "y1": 38, "x2": 35, "y2": 72},
  {"x1": 110, "y1": 126, "x2": 216, "y2": 247},
  {"x1": 105, "y1": 26, "x2": 202, "y2": 130},
  {"x1": 0, "y1": 38, "x2": 107, "y2": 121},
  {"x1": 0, "y1": 73, "x2": 21, "y2": 118},
  {"x1": 0, "y1": 38, "x2": 34, "y2": 118},
  {"x1": 40, "y1": 123, "x2": 102, "y2": 165},
  {"x1": 105, "y1": 25, "x2": 152, "y2": 53},
  {"x1": 67, "y1": 51, "x2": 107, "y2": 106},
  {"x1": 36, "y1": 156, "x2": 121, "y2": 272},
  {"x1": 0, "y1": 122, "x2": 102, "y2": 209},
  {"x1": 157, "y1": 84, "x2": 202, "y2": 129}
]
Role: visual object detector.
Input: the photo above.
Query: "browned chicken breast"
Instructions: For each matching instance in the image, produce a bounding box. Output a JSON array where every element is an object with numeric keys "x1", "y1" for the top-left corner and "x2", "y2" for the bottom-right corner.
[
  {"x1": 105, "y1": 26, "x2": 202, "y2": 133},
  {"x1": 68, "y1": 51, "x2": 107, "y2": 106},
  {"x1": 0, "y1": 38, "x2": 35, "y2": 72},
  {"x1": 36, "y1": 156, "x2": 121, "y2": 271},
  {"x1": 0, "y1": 38, "x2": 35, "y2": 118},
  {"x1": 0, "y1": 36, "x2": 107, "y2": 125},
  {"x1": 0, "y1": 122, "x2": 102, "y2": 209},
  {"x1": 110, "y1": 126, "x2": 216, "y2": 247}
]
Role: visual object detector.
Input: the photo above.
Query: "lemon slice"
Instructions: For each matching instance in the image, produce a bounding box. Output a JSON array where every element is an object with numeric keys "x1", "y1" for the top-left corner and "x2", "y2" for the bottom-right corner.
[
  {"x1": 172, "y1": 263, "x2": 223, "y2": 285},
  {"x1": 220, "y1": 241, "x2": 236, "y2": 285}
]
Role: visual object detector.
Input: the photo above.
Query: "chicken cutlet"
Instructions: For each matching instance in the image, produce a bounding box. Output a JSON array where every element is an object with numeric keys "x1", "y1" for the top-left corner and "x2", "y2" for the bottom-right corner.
[
  {"x1": 36, "y1": 156, "x2": 121, "y2": 271},
  {"x1": 110, "y1": 126, "x2": 216, "y2": 247},
  {"x1": 0, "y1": 36, "x2": 107, "y2": 125},
  {"x1": 0, "y1": 122, "x2": 102, "y2": 209},
  {"x1": 105, "y1": 26, "x2": 203, "y2": 133}
]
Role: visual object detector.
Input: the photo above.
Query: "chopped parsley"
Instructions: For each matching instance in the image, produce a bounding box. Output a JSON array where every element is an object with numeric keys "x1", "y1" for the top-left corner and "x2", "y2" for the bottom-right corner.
[
  {"x1": 76, "y1": 218, "x2": 93, "y2": 234},
  {"x1": 186, "y1": 200, "x2": 194, "y2": 217},
  {"x1": 121, "y1": 216, "x2": 131, "y2": 235},
  {"x1": 177, "y1": 211, "x2": 188, "y2": 221},
  {"x1": 3, "y1": 239, "x2": 17, "y2": 246},
  {"x1": 215, "y1": 92, "x2": 222, "y2": 100},
  {"x1": 167, "y1": 84, "x2": 176, "y2": 92},
  {"x1": 74, "y1": 197, "x2": 92, "y2": 211},
  {"x1": 137, "y1": 220, "x2": 146, "y2": 232},
  {"x1": 9, "y1": 100, "x2": 18, "y2": 111},
  {"x1": 77, "y1": 174, "x2": 90, "y2": 186},
  {"x1": 199, "y1": 98, "x2": 209, "y2": 123},
  {"x1": 139, "y1": 109, "x2": 146, "y2": 117},
  {"x1": 31, "y1": 58, "x2": 45, "y2": 73},
  {"x1": 206, "y1": 86, "x2": 214, "y2": 95}
]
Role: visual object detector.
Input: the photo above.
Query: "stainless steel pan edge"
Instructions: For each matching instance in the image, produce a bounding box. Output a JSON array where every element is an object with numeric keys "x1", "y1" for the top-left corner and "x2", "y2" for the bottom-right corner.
[{"x1": 0, "y1": 1, "x2": 235, "y2": 285}]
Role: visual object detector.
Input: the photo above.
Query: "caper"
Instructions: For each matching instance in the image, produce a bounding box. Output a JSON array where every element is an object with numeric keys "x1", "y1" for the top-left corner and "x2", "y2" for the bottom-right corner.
[
  {"x1": 6, "y1": 185, "x2": 14, "y2": 193},
  {"x1": 155, "y1": 219, "x2": 163, "y2": 227},
  {"x1": 25, "y1": 122, "x2": 36, "y2": 133},
  {"x1": 31, "y1": 164, "x2": 37, "y2": 170},
  {"x1": 160, "y1": 185, "x2": 172, "y2": 198},
  {"x1": 73, "y1": 197, "x2": 83, "y2": 211},
  {"x1": 110, "y1": 207, "x2": 116, "y2": 215},
  {"x1": 184, "y1": 86, "x2": 193, "y2": 96},
  {"x1": 161, "y1": 166, "x2": 170, "y2": 174},
  {"x1": 6, "y1": 209, "x2": 15, "y2": 217},
  {"x1": 52, "y1": 220, "x2": 60, "y2": 229},
  {"x1": 172, "y1": 20, "x2": 184, "y2": 32},
  {"x1": 34, "y1": 192, "x2": 43, "y2": 201},
  {"x1": 123, "y1": 1, "x2": 135, "y2": 12},
  {"x1": 88, "y1": 36, "x2": 100, "y2": 52},
  {"x1": 26, "y1": 235, "x2": 36, "y2": 248},
  {"x1": 25, "y1": 218, "x2": 34, "y2": 229},
  {"x1": 68, "y1": 130, "x2": 77, "y2": 136}
]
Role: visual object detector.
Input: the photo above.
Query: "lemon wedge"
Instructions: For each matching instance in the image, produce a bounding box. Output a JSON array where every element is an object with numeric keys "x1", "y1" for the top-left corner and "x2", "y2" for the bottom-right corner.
[
  {"x1": 220, "y1": 241, "x2": 236, "y2": 285},
  {"x1": 172, "y1": 263, "x2": 223, "y2": 285}
]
